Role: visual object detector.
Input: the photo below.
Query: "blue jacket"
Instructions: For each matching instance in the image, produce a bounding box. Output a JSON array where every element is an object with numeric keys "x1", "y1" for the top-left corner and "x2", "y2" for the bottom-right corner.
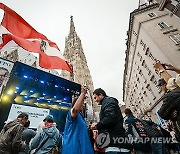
[{"x1": 30, "y1": 125, "x2": 60, "y2": 154}]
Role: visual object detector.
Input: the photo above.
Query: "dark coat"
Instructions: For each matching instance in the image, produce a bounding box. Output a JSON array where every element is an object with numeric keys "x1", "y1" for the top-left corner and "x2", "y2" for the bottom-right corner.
[
  {"x1": 0, "y1": 119, "x2": 24, "y2": 154},
  {"x1": 158, "y1": 90, "x2": 180, "y2": 120},
  {"x1": 19, "y1": 128, "x2": 36, "y2": 154},
  {"x1": 96, "y1": 97, "x2": 126, "y2": 147}
]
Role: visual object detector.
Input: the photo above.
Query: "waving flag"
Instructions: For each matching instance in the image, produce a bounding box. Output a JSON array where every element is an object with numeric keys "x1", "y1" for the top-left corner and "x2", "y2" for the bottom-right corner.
[{"x1": 0, "y1": 3, "x2": 72, "y2": 72}]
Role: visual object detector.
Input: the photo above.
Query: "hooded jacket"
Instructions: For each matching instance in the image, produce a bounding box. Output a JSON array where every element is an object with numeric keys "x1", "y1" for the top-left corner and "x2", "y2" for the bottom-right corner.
[
  {"x1": 0, "y1": 119, "x2": 24, "y2": 154},
  {"x1": 30, "y1": 125, "x2": 60, "y2": 154}
]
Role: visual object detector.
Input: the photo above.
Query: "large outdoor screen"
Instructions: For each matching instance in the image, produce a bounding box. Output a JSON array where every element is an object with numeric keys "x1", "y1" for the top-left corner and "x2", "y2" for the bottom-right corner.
[{"x1": 0, "y1": 62, "x2": 81, "y2": 132}]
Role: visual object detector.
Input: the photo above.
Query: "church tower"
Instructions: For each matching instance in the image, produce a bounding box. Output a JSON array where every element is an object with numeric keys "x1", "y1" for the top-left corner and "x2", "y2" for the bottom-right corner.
[{"x1": 61, "y1": 16, "x2": 98, "y2": 122}]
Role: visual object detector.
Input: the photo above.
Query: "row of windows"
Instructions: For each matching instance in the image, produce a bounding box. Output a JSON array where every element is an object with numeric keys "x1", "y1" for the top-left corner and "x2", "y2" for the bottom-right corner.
[
  {"x1": 148, "y1": 12, "x2": 180, "y2": 45},
  {"x1": 135, "y1": 12, "x2": 180, "y2": 45}
]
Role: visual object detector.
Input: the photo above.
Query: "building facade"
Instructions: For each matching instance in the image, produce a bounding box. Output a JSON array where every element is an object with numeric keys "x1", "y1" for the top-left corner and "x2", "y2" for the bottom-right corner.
[
  {"x1": 123, "y1": 0, "x2": 180, "y2": 124},
  {"x1": 61, "y1": 16, "x2": 98, "y2": 122}
]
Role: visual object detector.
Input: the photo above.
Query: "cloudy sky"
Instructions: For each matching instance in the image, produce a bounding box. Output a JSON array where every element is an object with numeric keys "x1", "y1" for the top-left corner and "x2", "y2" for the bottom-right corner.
[{"x1": 0, "y1": 0, "x2": 139, "y2": 104}]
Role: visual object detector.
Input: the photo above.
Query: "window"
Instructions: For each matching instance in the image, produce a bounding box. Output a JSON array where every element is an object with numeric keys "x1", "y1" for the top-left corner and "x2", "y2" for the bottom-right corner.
[
  {"x1": 169, "y1": 33, "x2": 180, "y2": 45},
  {"x1": 145, "y1": 47, "x2": 149, "y2": 55},
  {"x1": 143, "y1": 91, "x2": 147, "y2": 97},
  {"x1": 148, "y1": 12, "x2": 156, "y2": 18},
  {"x1": 158, "y1": 22, "x2": 169, "y2": 29},
  {"x1": 150, "y1": 75, "x2": 155, "y2": 81}
]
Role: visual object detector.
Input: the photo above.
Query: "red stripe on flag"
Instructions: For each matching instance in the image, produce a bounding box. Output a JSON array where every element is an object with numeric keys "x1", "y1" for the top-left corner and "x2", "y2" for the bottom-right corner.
[
  {"x1": 39, "y1": 52, "x2": 73, "y2": 72},
  {"x1": 0, "y1": 3, "x2": 58, "y2": 50},
  {"x1": 0, "y1": 34, "x2": 41, "y2": 53},
  {"x1": 0, "y1": 3, "x2": 73, "y2": 72}
]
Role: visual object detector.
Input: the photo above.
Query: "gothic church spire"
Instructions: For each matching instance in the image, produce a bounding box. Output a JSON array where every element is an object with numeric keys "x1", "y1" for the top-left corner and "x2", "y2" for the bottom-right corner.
[{"x1": 69, "y1": 16, "x2": 76, "y2": 37}]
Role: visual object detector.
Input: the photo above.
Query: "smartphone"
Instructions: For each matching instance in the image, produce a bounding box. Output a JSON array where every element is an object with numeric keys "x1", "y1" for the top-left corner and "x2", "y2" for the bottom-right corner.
[{"x1": 161, "y1": 64, "x2": 166, "y2": 69}]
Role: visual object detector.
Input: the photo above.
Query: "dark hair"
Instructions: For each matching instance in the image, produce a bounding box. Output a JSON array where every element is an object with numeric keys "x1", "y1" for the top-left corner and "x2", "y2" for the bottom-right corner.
[
  {"x1": 17, "y1": 112, "x2": 29, "y2": 119},
  {"x1": 157, "y1": 78, "x2": 167, "y2": 86},
  {"x1": 24, "y1": 120, "x2": 30, "y2": 128},
  {"x1": 93, "y1": 88, "x2": 107, "y2": 96},
  {"x1": 124, "y1": 108, "x2": 133, "y2": 117},
  {"x1": 43, "y1": 115, "x2": 54, "y2": 123}
]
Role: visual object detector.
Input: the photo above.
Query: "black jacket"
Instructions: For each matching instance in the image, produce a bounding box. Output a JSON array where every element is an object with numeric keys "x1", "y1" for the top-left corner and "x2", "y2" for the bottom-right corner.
[
  {"x1": 158, "y1": 90, "x2": 180, "y2": 120},
  {"x1": 96, "y1": 97, "x2": 127, "y2": 147}
]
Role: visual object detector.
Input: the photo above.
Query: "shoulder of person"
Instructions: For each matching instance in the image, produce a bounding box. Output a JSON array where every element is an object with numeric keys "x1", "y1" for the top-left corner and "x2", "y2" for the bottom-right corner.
[{"x1": 104, "y1": 97, "x2": 118, "y2": 104}]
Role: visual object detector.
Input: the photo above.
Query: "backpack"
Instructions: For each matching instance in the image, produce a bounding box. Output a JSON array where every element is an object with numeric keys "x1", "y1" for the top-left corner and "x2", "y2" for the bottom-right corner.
[
  {"x1": 130, "y1": 119, "x2": 152, "y2": 152},
  {"x1": 140, "y1": 120, "x2": 163, "y2": 138},
  {"x1": 132, "y1": 119, "x2": 148, "y2": 138}
]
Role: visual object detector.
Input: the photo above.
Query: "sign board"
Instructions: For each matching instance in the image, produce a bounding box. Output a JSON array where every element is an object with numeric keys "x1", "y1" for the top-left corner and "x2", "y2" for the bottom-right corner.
[
  {"x1": 0, "y1": 58, "x2": 14, "y2": 92},
  {"x1": 7, "y1": 104, "x2": 50, "y2": 128}
]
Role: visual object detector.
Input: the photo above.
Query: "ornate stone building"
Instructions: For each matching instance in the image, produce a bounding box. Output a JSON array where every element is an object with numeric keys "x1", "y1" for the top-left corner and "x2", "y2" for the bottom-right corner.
[
  {"x1": 123, "y1": 0, "x2": 180, "y2": 125},
  {"x1": 61, "y1": 16, "x2": 98, "y2": 122}
]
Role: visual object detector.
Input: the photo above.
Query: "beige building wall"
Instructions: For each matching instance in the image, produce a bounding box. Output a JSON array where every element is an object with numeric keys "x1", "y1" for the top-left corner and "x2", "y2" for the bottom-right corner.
[{"x1": 123, "y1": 1, "x2": 180, "y2": 124}]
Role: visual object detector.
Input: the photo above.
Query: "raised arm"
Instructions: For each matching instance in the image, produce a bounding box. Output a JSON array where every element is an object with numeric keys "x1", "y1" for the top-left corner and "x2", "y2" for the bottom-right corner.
[
  {"x1": 162, "y1": 63, "x2": 180, "y2": 74},
  {"x1": 153, "y1": 61, "x2": 172, "y2": 83},
  {"x1": 71, "y1": 87, "x2": 87, "y2": 118}
]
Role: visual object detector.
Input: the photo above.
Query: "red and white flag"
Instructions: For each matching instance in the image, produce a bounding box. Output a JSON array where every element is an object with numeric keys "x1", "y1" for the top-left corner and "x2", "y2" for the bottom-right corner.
[{"x1": 0, "y1": 3, "x2": 72, "y2": 72}]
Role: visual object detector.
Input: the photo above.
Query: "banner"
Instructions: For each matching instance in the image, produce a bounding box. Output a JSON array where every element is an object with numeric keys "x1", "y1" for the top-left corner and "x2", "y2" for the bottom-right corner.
[
  {"x1": 7, "y1": 104, "x2": 50, "y2": 128},
  {"x1": 0, "y1": 58, "x2": 14, "y2": 92}
]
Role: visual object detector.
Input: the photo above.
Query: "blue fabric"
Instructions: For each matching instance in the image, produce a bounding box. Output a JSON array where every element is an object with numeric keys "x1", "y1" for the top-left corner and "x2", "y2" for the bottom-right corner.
[
  {"x1": 62, "y1": 112, "x2": 94, "y2": 154},
  {"x1": 30, "y1": 126, "x2": 60, "y2": 154}
]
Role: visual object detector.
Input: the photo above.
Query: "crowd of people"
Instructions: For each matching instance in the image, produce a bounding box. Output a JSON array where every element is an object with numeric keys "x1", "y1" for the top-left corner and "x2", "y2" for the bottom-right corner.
[{"x1": 0, "y1": 61, "x2": 179, "y2": 154}]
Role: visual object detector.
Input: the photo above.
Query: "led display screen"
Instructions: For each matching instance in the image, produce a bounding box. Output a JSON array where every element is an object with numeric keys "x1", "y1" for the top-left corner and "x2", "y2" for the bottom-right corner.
[{"x1": 0, "y1": 62, "x2": 81, "y2": 131}]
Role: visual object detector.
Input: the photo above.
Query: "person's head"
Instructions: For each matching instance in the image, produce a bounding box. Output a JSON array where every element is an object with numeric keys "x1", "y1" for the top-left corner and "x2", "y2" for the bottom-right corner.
[
  {"x1": 160, "y1": 91, "x2": 180, "y2": 120},
  {"x1": 43, "y1": 115, "x2": 54, "y2": 125},
  {"x1": 157, "y1": 78, "x2": 167, "y2": 92},
  {"x1": 93, "y1": 88, "x2": 107, "y2": 105},
  {"x1": 24, "y1": 120, "x2": 30, "y2": 128},
  {"x1": 17, "y1": 112, "x2": 29, "y2": 125},
  {"x1": 124, "y1": 108, "x2": 133, "y2": 118}
]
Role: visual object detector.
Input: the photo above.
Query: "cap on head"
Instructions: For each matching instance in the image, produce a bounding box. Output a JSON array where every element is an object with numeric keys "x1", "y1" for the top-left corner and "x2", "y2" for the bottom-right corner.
[
  {"x1": 157, "y1": 78, "x2": 166, "y2": 86},
  {"x1": 43, "y1": 115, "x2": 54, "y2": 123}
]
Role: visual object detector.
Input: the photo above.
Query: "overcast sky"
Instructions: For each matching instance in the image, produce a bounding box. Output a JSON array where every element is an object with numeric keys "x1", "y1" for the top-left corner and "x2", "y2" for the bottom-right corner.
[{"x1": 1, "y1": 0, "x2": 139, "y2": 104}]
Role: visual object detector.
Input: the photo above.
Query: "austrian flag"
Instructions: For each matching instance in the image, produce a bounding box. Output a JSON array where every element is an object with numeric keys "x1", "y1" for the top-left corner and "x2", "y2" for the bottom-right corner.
[{"x1": 0, "y1": 3, "x2": 72, "y2": 72}]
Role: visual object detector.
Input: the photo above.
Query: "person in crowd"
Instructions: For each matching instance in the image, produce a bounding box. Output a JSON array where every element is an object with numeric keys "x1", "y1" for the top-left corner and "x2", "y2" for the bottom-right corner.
[
  {"x1": 167, "y1": 121, "x2": 180, "y2": 153},
  {"x1": 19, "y1": 120, "x2": 36, "y2": 154},
  {"x1": 154, "y1": 61, "x2": 180, "y2": 143},
  {"x1": 62, "y1": 87, "x2": 94, "y2": 154},
  {"x1": 153, "y1": 61, "x2": 180, "y2": 91},
  {"x1": 0, "y1": 112, "x2": 29, "y2": 154},
  {"x1": 91, "y1": 88, "x2": 131, "y2": 154},
  {"x1": 157, "y1": 78, "x2": 168, "y2": 93},
  {"x1": 140, "y1": 118, "x2": 171, "y2": 154},
  {"x1": 30, "y1": 115, "x2": 60, "y2": 154},
  {"x1": 158, "y1": 91, "x2": 180, "y2": 143},
  {"x1": 124, "y1": 108, "x2": 152, "y2": 154},
  {"x1": 93, "y1": 129, "x2": 105, "y2": 154}
]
